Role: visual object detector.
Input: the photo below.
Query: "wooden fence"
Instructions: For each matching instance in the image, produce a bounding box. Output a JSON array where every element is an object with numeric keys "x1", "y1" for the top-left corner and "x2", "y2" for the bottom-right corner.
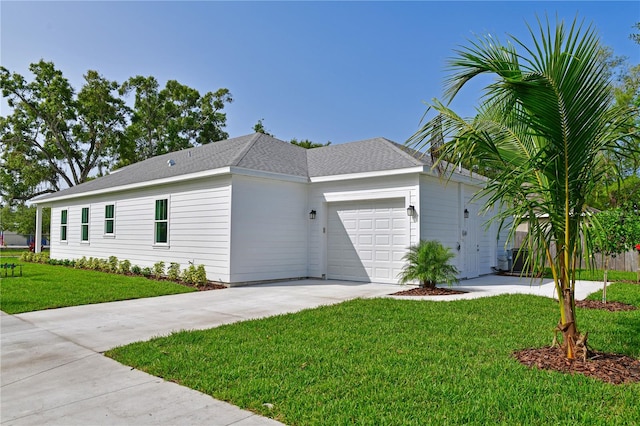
[{"x1": 514, "y1": 231, "x2": 639, "y2": 272}]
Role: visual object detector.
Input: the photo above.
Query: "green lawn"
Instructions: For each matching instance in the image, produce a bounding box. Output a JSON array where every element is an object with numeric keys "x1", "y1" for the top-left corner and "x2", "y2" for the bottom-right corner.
[
  {"x1": 542, "y1": 268, "x2": 639, "y2": 283},
  {"x1": 108, "y1": 284, "x2": 640, "y2": 425},
  {"x1": 0, "y1": 257, "x2": 195, "y2": 314}
]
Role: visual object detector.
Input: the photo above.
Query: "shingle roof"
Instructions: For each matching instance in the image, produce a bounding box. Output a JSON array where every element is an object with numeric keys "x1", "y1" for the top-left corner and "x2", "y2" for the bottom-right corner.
[
  {"x1": 34, "y1": 133, "x2": 456, "y2": 202},
  {"x1": 307, "y1": 137, "x2": 431, "y2": 177}
]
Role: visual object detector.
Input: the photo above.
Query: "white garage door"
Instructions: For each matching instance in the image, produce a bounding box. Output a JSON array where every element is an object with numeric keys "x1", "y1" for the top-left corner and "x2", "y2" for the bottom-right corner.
[{"x1": 327, "y1": 198, "x2": 408, "y2": 283}]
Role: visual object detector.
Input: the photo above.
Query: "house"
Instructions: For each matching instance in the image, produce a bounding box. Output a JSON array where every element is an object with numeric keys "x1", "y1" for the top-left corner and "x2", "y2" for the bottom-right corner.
[{"x1": 32, "y1": 133, "x2": 509, "y2": 285}]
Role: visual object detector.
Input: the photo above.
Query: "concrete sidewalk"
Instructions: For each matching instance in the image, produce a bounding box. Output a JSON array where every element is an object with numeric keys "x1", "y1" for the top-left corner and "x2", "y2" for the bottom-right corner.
[{"x1": 1, "y1": 277, "x2": 605, "y2": 425}]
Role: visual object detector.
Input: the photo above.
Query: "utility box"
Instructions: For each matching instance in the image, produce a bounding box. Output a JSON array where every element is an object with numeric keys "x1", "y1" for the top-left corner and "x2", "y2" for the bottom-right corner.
[
  {"x1": 497, "y1": 250, "x2": 512, "y2": 271},
  {"x1": 511, "y1": 248, "x2": 529, "y2": 273}
]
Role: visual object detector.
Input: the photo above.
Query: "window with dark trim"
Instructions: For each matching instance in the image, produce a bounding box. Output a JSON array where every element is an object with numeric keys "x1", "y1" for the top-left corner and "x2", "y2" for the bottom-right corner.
[
  {"x1": 154, "y1": 199, "x2": 168, "y2": 244},
  {"x1": 104, "y1": 204, "x2": 115, "y2": 235},
  {"x1": 60, "y1": 209, "x2": 68, "y2": 241},
  {"x1": 81, "y1": 207, "x2": 89, "y2": 242}
]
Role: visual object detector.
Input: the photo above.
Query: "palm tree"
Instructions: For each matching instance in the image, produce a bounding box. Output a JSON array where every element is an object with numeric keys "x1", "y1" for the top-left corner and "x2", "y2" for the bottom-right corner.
[
  {"x1": 398, "y1": 240, "x2": 459, "y2": 288},
  {"x1": 407, "y1": 16, "x2": 636, "y2": 359}
]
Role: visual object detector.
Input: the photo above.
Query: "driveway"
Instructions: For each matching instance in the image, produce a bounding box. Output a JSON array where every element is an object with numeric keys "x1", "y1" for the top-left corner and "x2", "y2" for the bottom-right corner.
[{"x1": 1, "y1": 277, "x2": 604, "y2": 425}]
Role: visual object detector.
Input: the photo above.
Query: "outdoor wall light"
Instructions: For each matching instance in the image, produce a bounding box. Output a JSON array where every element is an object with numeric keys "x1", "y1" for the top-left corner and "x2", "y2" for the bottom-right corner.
[
  {"x1": 464, "y1": 208, "x2": 469, "y2": 219},
  {"x1": 406, "y1": 205, "x2": 416, "y2": 217},
  {"x1": 309, "y1": 210, "x2": 316, "y2": 220}
]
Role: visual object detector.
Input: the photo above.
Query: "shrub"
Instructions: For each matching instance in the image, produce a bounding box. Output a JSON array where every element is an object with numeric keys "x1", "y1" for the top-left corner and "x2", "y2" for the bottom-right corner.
[
  {"x1": 20, "y1": 251, "x2": 33, "y2": 262},
  {"x1": 398, "y1": 239, "x2": 459, "y2": 288},
  {"x1": 96, "y1": 258, "x2": 108, "y2": 271},
  {"x1": 153, "y1": 261, "x2": 165, "y2": 278},
  {"x1": 182, "y1": 263, "x2": 197, "y2": 285},
  {"x1": 168, "y1": 262, "x2": 181, "y2": 281},
  {"x1": 75, "y1": 256, "x2": 88, "y2": 269},
  {"x1": 131, "y1": 265, "x2": 142, "y2": 275},
  {"x1": 108, "y1": 256, "x2": 119, "y2": 273},
  {"x1": 87, "y1": 257, "x2": 97, "y2": 270},
  {"x1": 141, "y1": 267, "x2": 152, "y2": 277},
  {"x1": 195, "y1": 265, "x2": 207, "y2": 287},
  {"x1": 118, "y1": 259, "x2": 131, "y2": 274}
]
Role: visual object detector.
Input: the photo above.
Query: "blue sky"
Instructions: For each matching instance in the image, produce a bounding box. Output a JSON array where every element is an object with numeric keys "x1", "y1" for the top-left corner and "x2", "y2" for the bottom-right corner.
[{"x1": 2, "y1": 1, "x2": 639, "y2": 145}]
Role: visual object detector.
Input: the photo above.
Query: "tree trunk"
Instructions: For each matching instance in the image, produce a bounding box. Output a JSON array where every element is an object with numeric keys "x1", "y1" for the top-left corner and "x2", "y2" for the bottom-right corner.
[
  {"x1": 420, "y1": 280, "x2": 436, "y2": 289},
  {"x1": 560, "y1": 288, "x2": 577, "y2": 358},
  {"x1": 602, "y1": 256, "x2": 608, "y2": 303}
]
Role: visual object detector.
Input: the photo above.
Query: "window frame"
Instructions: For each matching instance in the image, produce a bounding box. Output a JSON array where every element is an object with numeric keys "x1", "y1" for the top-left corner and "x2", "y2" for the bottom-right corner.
[
  {"x1": 60, "y1": 209, "x2": 68, "y2": 242},
  {"x1": 154, "y1": 198, "x2": 169, "y2": 245},
  {"x1": 81, "y1": 207, "x2": 90, "y2": 243},
  {"x1": 104, "y1": 204, "x2": 115, "y2": 236}
]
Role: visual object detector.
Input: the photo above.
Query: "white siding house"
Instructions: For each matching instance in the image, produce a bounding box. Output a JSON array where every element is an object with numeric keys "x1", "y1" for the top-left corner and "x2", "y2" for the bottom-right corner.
[{"x1": 33, "y1": 133, "x2": 510, "y2": 285}]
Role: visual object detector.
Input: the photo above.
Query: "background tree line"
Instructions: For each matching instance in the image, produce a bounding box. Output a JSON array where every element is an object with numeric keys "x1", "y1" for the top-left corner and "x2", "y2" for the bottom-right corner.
[{"x1": 0, "y1": 60, "x2": 233, "y2": 204}]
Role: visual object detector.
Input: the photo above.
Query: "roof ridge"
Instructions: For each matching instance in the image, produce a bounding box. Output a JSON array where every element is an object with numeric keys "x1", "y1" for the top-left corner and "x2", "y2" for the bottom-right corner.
[
  {"x1": 230, "y1": 133, "x2": 264, "y2": 166},
  {"x1": 383, "y1": 139, "x2": 429, "y2": 166}
]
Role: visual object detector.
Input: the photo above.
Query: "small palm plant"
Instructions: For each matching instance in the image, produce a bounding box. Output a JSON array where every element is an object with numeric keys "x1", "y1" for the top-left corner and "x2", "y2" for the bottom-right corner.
[{"x1": 398, "y1": 240, "x2": 459, "y2": 288}]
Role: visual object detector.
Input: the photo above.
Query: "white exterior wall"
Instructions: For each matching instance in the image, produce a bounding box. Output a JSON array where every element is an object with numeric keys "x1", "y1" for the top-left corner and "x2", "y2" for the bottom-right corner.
[
  {"x1": 419, "y1": 175, "x2": 503, "y2": 278},
  {"x1": 228, "y1": 174, "x2": 308, "y2": 283},
  {"x1": 48, "y1": 176, "x2": 233, "y2": 282},
  {"x1": 308, "y1": 174, "x2": 420, "y2": 281},
  {"x1": 419, "y1": 175, "x2": 461, "y2": 261}
]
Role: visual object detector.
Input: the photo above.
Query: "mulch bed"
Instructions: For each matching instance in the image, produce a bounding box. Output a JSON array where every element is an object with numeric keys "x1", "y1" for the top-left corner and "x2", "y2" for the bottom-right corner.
[
  {"x1": 575, "y1": 300, "x2": 637, "y2": 311},
  {"x1": 514, "y1": 346, "x2": 640, "y2": 384},
  {"x1": 391, "y1": 286, "x2": 468, "y2": 296},
  {"x1": 174, "y1": 280, "x2": 227, "y2": 291},
  {"x1": 194, "y1": 282, "x2": 227, "y2": 291},
  {"x1": 148, "y1": 276, "x2": 227, "y2": 291}
]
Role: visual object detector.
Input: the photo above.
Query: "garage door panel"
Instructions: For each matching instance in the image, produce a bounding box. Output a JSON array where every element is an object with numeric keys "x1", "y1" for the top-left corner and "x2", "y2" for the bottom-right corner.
[
  {"x1": 343, "y1": 219, "x2": 357, "y2": 230},
  {"x1": 359, "y1": 250, "x2": 373, "y2": 261},
  {"x1": 392, "y1": 250, "x2": 406, "y2": 261},
  {"x1": 392, "y1": 235, "x2": 406, "y2": 245},
  {"x1": 375, "y1": 235, "x2": 390, "y2": 245},
  {"x1": 375, "y1": 251, "x2": 390, "y2": 261},
  {"x1": 327, "y1": 198, "x2": 408, "y2": 283},
  {"x1": 358, "y1": 235, "x2": 373, "y2": 245},
  {"x1": 375, "y1": 219, "x2": 390, "y2": 230},
  {"x1": 392, "y1": 218, "x2": 405, "y2": 229}
]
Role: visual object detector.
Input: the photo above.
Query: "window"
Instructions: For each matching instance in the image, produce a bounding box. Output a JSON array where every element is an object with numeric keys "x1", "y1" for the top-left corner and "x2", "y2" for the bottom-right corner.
[
  {"x1": 81, "y1": 207, "x2": 89, "y2": 242},
  {"x1": 154, "y1": 199, "x2": 168, "y2": 244},
  {"x1": 60, "y1": 209, "x2": 68, "y2": 241},
  {"x1": 104, "y1": 204, "x2": 115, "y2": 235}
]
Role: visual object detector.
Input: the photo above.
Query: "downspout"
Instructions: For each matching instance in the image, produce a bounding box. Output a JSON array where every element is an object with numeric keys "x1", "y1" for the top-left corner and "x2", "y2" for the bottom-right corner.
[{"x1": 35, "y1": 204, "x2": 42, "y2": 253}]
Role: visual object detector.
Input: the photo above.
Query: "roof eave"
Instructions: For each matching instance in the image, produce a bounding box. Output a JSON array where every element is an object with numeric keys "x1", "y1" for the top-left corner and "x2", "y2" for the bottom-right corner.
[
  {"x1": 31, "y1": 166, "x2": 234, "y2": 205},
  {"x1": 309, "y1": 166, "x2": 426, "y2": 183}
]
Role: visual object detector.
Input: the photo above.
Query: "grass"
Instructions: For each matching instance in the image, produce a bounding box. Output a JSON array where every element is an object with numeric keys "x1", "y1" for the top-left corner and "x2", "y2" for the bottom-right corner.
[
  {"x1": 108, "y1": 284, "x2": 640, "y2": 425},
  {"x1": 542, "y1": 267, "x2": 639, "y2": 283},
  {"x1": 0, "y1": 256, "x2": 195, "y2": 314}
]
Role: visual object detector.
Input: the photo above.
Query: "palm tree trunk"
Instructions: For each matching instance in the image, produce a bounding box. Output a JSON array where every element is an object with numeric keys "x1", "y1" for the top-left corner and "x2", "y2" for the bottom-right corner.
[
  {"x1": 560, "y1": 287, "x2": 578, "y2": 359},
  {"x1": 421, "y1": 280, "x2": 436, "y2": 289}
]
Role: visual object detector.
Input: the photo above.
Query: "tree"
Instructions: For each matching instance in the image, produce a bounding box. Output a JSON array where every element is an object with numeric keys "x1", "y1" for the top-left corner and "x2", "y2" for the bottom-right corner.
[
  {"x1": 589, "y1": 174, "x2": 640, "y2": 211},
  {"x1": 252, "y1": 119, "x2": 331, "y2": 149},
  {"x1": 398, "y1": 240, "x2": 459, "y2": 288},
  {"x1": 290, "y1": 138, "x2": 331, "y2": 149},
  {"x1": 586, "y1": 25, "x2": 640, "y2": 210},
  {"x1": 0, "y1": 61, "x2": 128, "y2": 202},
  {"x1": 630, "y1": 22, "x2": 640, "y2": 45},
  {"x1": 0, "y1": 62, "x2": 233, "y2": 202},
  {"x1": 118, "y1": 76, "x2": 232, "y2": 167},
  {"x1": 407, "y1": 16, "x2": 636, "y2": 359},
  {"x1": 252, "y1": 118, "x2": 273, "y2": 136},
  {"x1": 591, "y1": 209, "x2": 640, "y2": 302},
  {"x1": 0, "y1": 203, "x2": 50, "y2": 236}
]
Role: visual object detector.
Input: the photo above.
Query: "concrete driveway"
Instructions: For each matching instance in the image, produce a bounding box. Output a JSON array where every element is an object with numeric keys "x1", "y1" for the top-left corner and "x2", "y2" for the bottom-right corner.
[{"x1": 1, "y1": 276, "x2": 604, "y2": 425}]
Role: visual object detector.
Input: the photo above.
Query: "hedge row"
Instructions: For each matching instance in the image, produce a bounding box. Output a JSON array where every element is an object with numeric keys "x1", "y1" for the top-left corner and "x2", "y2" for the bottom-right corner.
[{"x1": 19, "y1": 252, "x2": 209, "y2": 287}]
